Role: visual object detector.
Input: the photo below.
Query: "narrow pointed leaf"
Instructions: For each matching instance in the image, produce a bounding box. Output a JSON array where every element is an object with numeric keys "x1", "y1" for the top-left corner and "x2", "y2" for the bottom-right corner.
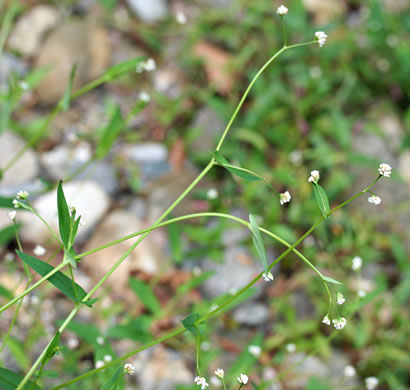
[
  {"x1": 129, "y1": 278, "x2": 161, "y2": 314},
  {"x1": 17, "y1": 251, "x2": 97, "y2": 307},
  {"x1": 0, "y1": 196, "x2": 14, "y2": 208},
  {"x1": 321, "y1": 275, "x2": 342, "y2": 285},
  {"x1": 96, "y1": 106, "x2": 124, "y2": 159},
  {"x1": 57, "y1": 181, "x2": 71, "y2": 248},
  {"x1": 248, "y1": 214, "x2": 268, "y2": 274},
  {"x1": 43, "y1": 332, "x2": 61, "y2": 365},
  {"x1": 103, "y1": 57, "x2": 145, "y2": 81},
  {"x1": 0, "y1": 368, "x2": 41, "y2": 390},
  {"x1": 60, "y1": 64, "x2": 77, "y2": 111},
  {"x1": 313, "y1": 183, "x2": 330, "y2": 218},
  {"x1": 101, "y1": 366, "x2": 123, "y2": 390}
]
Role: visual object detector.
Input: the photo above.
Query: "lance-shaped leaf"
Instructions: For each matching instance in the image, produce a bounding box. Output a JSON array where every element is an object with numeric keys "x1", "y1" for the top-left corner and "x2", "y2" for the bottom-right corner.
[
  {"x1": 320, "y1": 275, "x2": 342, "y2": 285},
  {"x1": 129, "y1": 278, "x2": 161, "y2": 315},
  {"x1": 0, "y1": 368, "x2": 41, "y2": 390},
  {"x1": 17, "y1": 251, "x2": 97, "y2": 307},
  {"x1": 96, "y1": 106, "x2": 124, "y2": 159},
  {"x1": 211, "y1": 151, "x2": 262, "y2": 182},
  {"x1": 43, "y1": 332, "x2": 61, "y2": 366},
  {"x1": 57, "y1": 181, "x2": 71, "y2": 249},
  {"x1": 312, "y1": 183, "x2": 330, "y2": 219},
  {"x1": 0, "y1": 196, "x2": 14, "y2": 208},
  {"x1": 248, "y1": 214, "x2": 268, "y2": 274},
  {"x1": 103, "y1": 57, "x2": 145, "y2": 81},
  {"x1": 60, "y1": 64, "x2": 77, "y2": 111},
  {"x1": 101, "y1": 366, "x2": 124, "y2": 390}
]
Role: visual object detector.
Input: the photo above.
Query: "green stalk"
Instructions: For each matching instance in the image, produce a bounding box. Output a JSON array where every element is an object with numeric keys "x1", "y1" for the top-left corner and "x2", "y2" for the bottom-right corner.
[{"x1": 0, "y1": 0, "x2": 18, "y2": 58}]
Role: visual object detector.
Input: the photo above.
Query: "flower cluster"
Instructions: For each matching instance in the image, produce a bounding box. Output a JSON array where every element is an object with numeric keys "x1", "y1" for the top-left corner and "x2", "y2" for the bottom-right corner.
[
  {"x1": 343, "y1": 365, "x2": 356, "y2": 377},
  {"x1": 315, "y1": 31, "x2": 327, "y2": 47},
  {"x1": 336, "y1": 292, "x2": 345, "y2": 305},
  {"x1": 248, "y1": 345, "x2": 262, "y2": 358},
  {"x1": 33, "y1": 245, "x2": 46, "y2": 257},
  {"x1": 368, "y1": 195, "x2": 381, "y2": 205},
  {"x1": 280, "y1": 191, "x2": 291, "y2": 205},
  {"x1": 136, "y1": 58, "x2": 156, "y2": 73},
  {"x1": 238, "y1": 373, "x2": 249, "y2": 385},
  {"x1": 308, "y1": 170, "x2": 320, "y2": 183},
  {"x1": 13, "y1": 190, "x2": 29, "y2": 208},
  {"x1": 352, "y1": 256, "x2": 362, "y2": 271},
  {"x1": 124, "y1": 363, "x2": 135, "y2": 375},
  {"x1": 262, "y1": 271, "x2": 274, "y2": 282},
  {"x1": 194, "y1": 376, "x2": 209, "y2": 389},
  {"x1": 139, "y1": 91, "x2": 151, "y2": 102},
  {"x1": 365, "y1": 377, "x2": 379, "y2": 390},
  {"x1": 378, "y1": 163, "x2": 391, "y2": 177},
  {"x1": 215, "y1": 368, "x2": 224, "y2": 378},
  {"x1": 276, "y1": 5, "x2": 288, "y2": 15},
  {"x1": 332, "y1": 317, "x2": 347, "y2": 329}
]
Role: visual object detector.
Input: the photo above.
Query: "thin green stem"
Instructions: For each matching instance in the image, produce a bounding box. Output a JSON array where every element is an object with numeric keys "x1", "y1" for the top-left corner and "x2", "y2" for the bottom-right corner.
[
  {"x1": 281, "y1": 16, "x2": 287, "y2": 47},
  {"x1": 0, "y1": 0, "x2": 18, "y2": 58},
  {"x1": 29, "y1": 205, "x2": 62, "y2": 246},
  {"x1": 68, "y1": 265, "x2": 78, "y2": 300},
  {"x1": 196, "y1": 330, "x2": 201, "y2": 376}
]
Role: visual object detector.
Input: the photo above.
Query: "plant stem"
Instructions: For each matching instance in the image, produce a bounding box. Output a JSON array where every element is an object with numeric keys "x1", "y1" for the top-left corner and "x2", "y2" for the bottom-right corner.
[{"x1": 0, "y1": 0, "x2": 18, "y2": 58}]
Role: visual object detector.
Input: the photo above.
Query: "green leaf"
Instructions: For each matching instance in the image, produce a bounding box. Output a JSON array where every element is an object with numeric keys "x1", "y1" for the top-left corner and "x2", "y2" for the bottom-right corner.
[
  {"x1": 181, "y1": 312, "x2": 204, "y2": 336},
  {"x1": 0, "y1": 224, "x2": 20, "y2": 246},
  {"x1": 43, "y1": 332, "x2": 61, "y2": 365},
  {"x1": 312, "y1": 183, "x2": 330, "y2": 218},
  {"x1": 103, "y1": 57, "x2": 145, "y2": 81},
  {"x1": 64, "y1": 321, "x2": 101, "y2": 345},
  {"x1": 96, "y1": 106, "x2": 124, "y2": 159},
  {"x1": 0, "y1": 368, "x2": 41, "y2": 390},
  {"x1": 176, "y1": 271, "x2": 214, "y2": 295},
  {"x1": 35, "y1": 370, "x2": 59, "y2": 378},
  {"x1": 167, "y1": 222, "x2": 183, "y2": 264},
  {"x1": 129, "y1": 278, "x2": 161, "y2": 314},
  {"x1": 17, "y1": 251, "x2": 97, "y2": 307},
  {"x1": 6, "y1": 337, "x2": 29, "y2": 370},
  {"x1": 0, "y1": 285, "x2": 14, "y2": 300},
  {"x1": 306, "y1": 377, "x2": 331, "y2": 390},
  {"x1": 107, "y1": 317, "x2": 152, "y2": 343},
  {"x1": 60, "y1": 64, "x2": 77, "y2": 111},
  {"x1": 248, "y1": 214, "x2": 268, "y2": 274},
  {"x1": 320, "y1": 275, "x2": 342, "y2": 285},
  {"x1": 0, "y1": 196, "x2": 14, "y2": 208},
  {"x1": 211, "y1": 151, "x2": 262, "y2": 182},
  {"x1": 101, "y1": 366, "x2": 123, "y2": 390},
  {"x1": 57, "y1": 181, "x2": 71, "y2": 249}
]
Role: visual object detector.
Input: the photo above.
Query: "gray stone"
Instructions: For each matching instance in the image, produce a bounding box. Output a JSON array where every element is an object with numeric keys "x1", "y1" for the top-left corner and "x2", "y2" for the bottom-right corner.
[
  {"x1": 0, "y1": 53, "x2": 28, "y2": 89},
  {"x1": 302, "y1": 0, "x2": 346, "y2": 24},
  {"x1": 290, "y1": 290, "x2": 316, "y2": 320},
  {"x1": 18, "y1": 181, "x2": 110, "y2": 246},
  {"x1": 0, "y1": 131, "x2": 39, "y2": 190},
  {"x1": 233, "y1": 302, "x2": 269, "y2": 326},
  {"x1": 398, "y1": 150, "x2": 410, "y2": 184},
  {"x1": 126, "y1": 0, "x2": 168, "y2": 23},
  {"x1": 8, "y1": 5, "x2": 59, "y2": 57},
  {"x1": 203, "y1": 0, "x2": 234, "y2": 8}
]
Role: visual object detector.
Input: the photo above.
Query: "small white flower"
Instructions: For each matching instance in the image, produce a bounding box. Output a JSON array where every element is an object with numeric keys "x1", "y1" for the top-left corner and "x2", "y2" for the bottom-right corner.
[
  {"x1": 103, "y1": 355, "x2": 112, "y2": 363},
  {"x1": 207, "y1": 188, "x2": 218, "y2": 200},
  {"x1": 368, "y1": 195, "x2": 381, "y2": 205},
  {"x1": 262, "y1": 271, "x2": 274, "y2": 282},
  {"x1": 215, "y1": 368, "x2": 224, "y2": 378},
  {"x1": 33, "y1": 245, "x2": 46, "y2": 257},
  {"x1": 144, "y1": 58, "x2": 156, "y2": 72},
  {"x1": 365, "y1": 376, "x2": 379, "y2": 390},
  {"x1": 194, "y1": 376, "x2": 209, "y2": 389},
  {"x1": 358, "y1": 289, "x2": 366, "y2": 298},
  {"x1": 248, "y1": 345, "x2": 261, "y2": 358},
  {"x1": 96, "y1": 336, "x2": 104, "y2": 345},
  {"x1": 276, "y1": 5, "x2": 288, "y2": 15},
  {"x1": 343, "y1": 365, "x2": 356, "y2": 377},
  {"x1": 124, "y1": 363, "x2": 135, "y2": 375},
  {"x1": 336, "y1": 292, "x2": 345, "y2": 305},
  {"x1": 95, "y1": 360, "x2": 105, "y2": 369},
  {"x1": 308, "y1": 170, "x2": 320, "y2": 183},
  {"x1": 16, "y1": 190, "x2": 28, "y2": 200},
  {"x1": 352, "y1": 256, "x2": 362, "y2": 271},
  {"x1": 238, "y1": 373, "x2": 249, "y2": 385},
  {"x1": 332, "y1": 317, "x2": 347, "y2": 329},
  {"x1": 193, "y1": 266, "x2": 202, "y2": 276},
  {"x1": 139, "y1": 91, "x2": 151, "y2": 102},
  {"x1": 13, "y1": 199, "x2": 20, "y2": 208},
  {"x1": 315, "y1": 31, "x2": 328, "y2": 47},
  {"x1": 18, "y1": 80, "x2": 29, "y2": 90},
  {"x1": 322, "y1": 315, "x2": 331, "y2": 325},
  {"x1": 378, "y1": 163, "x2": 391, "y2": 177},
  {"x1": 280, "y1": 191, "x2": 291, "y2": 205},
  {"x1": 285, "y1": 343, "x2": 296, "y2": 353},
  {"x1": 67, "y1": 338, "x2": 79, "y2": 349},
  {"x1": 8, "y1": 211, "x2": 16, "y2": 220},
  {"x1": 176, "y1": 11, "x2": 187, "y2": 24}
]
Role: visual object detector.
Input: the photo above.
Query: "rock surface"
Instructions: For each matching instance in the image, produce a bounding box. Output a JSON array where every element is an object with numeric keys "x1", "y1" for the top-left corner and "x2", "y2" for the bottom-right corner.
[
  {"x1": 18, "y1": 181, "x2": 109, "y2": 246},
  {"x1": 0, "y1": 52, "x2": 28, "y2": 89},
  {"x1": 8, "y1": 5, "x2": 59, "y2": 57},
  {"x1": 35, "y1": 20, "x2": 111, "y2": 104},
  {"x1": 233, "y1": 302, "x2": 270, "y2": 326},
  {"x1": 126, "y1": 0, "x2": 168, "y2": 23},
  {"x1": 302, "y1": 0, "x2": 346, "y2": 24}
]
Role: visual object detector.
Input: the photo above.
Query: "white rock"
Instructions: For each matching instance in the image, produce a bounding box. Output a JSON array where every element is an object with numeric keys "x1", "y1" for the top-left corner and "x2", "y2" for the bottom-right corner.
[
  {"x1": 126, "y1": 0, "x2": 168, "y2": 23},
  {"x1": 122, "y1": 143, "x2": 168, "y2": 163},
  {"x1": 8, "y1": 5, "x2": 59, "y2": 57},
  {"x1": 18, "y1": 181, "x2": 109, "y2": 246},
  {"x1": 0, "y1": 131, "x2": 39, "y2": 188}
]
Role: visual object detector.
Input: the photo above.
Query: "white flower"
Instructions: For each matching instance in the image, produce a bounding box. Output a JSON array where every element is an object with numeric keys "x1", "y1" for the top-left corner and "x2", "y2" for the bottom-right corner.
[
  {"x1": 67, "y1": 338, "x2": 79, "y2": 349},
  {"x1": 194, "y1": 376, "x2": 209, "y2": 389},
  {"x1": 215, "y1": 368, "x2": 224, "y2": 378},
  {"x1": 207, "y1": 188, "x2": 218, "y2": 200},
  {"x1": 33, "y1": 245, "x2": 46, "y2": 257},
  {"x1": 308, "y1": 170, "x2": 320, "y2": 183},
  {"x1": 96, "y1": 336, "x2": 104, "y2": 345},
  {"x1": 248, "y1": 345, "x2": 262, "y2": 358},
  {"x1": 8, "y1": 211, "x2": 16, "y2": 220},
  {"x1": 238, "y1": 373, "x2": 249, "y2": 385},
  {"x1": 136, "y1": 58, "x2": 156, "y2": 73},
  {"x1": 336, "y1": 292, "x2": 345, "y2": 305},
  {"x1": 276, "y1": 5, "x2": 288, "y2": 15},
  {"x1": 95, "y1": 360, "x2": 105, "y2": 369},
  {"x1": 16, "y1": 190, "x2": 28, "y2": 199},
  {"x1": 124, "y1": 363, "x2": 135, "y2": 375},
  {"x1": 103, "y1": 355, "x2": 112, "y2": 363},
  {"x1": 280, "y1": 191, "x2": 291, "y2": 205},
  {"x1": 352, "y1": 256, "x2": 362, "y2": 271},
  {"x1": 176, "y1": 11, "x2": 187, "y2": 24},
  {"x1": 322, "y1": 315, "x2": 331, "y2": 325},
  {"x1": 368, "y1": 195, "x2": 381, "y2": 205},
  {"x1": 343, "y1": 365, "x2": 356, "y2": 377},
  {"x1": 139, "y1": 91, "x2": 151, "y2": 102},
  {"x1": 378, "y1": 163, "x2": 391, "y2": 177},
  {"x1": 262, "y1": 271, "x2": 274, "y2": 282},
  {"x1": 285, "y1": 343, "x2": 296, "y2": 353},
  {"x1": 332, "y1": 317, "x2": 347, "y2": 329},
  {"x1": 358, "y1": 289, "x2": 366, "y2": 298},
  {"x1": 365, "y1": 376, "x2": 379, "y2": 390},
  {"x1": 315, "y1": 31, "x2": 328, "y2": 47},
  {"x1": 13, "y1": 199, "x2": 20, "y2": 208}
]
